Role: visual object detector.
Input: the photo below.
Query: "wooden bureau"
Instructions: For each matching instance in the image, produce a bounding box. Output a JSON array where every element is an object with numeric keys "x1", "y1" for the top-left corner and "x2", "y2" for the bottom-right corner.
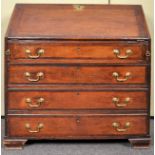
[{"x1": 3, "y1": 4, "x2": 151, "y2": 149}]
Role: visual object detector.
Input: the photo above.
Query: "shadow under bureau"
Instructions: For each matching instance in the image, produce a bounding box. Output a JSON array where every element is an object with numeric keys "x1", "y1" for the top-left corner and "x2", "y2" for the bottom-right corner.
[{"x1": 3, "y1": 4, "x2": 151, "y2": 149}]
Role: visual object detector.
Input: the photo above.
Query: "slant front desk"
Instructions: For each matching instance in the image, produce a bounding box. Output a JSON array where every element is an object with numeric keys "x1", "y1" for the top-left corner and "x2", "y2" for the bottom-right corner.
[{"x1": 3, "y1": 4, "x2": 151, "y2": 149}]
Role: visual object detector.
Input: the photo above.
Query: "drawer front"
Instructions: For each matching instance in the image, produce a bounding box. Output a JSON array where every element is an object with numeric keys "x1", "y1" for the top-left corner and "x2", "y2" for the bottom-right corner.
[
  {"x1": 8, "y1": 41, "x2": 146, "y2": 62},
  {"x1": 8, "y1": 66, "x2": 146, "y2": 84},
  {"x1": 8, "y1": 115, "x2": 148, "y2": 138},
  {"x1": 8, "y1": 91, "x2": 147, "y2": 110}
]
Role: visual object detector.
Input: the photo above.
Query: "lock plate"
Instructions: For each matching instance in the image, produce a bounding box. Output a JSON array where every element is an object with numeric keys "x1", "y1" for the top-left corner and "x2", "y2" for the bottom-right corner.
[{"x1": 73, "y1": 5, "x2": 85, "y2": 11}]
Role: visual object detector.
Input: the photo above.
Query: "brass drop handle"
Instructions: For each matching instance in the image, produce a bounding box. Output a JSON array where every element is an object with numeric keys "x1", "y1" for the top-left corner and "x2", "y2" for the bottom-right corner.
[
  {"x1": 112, "y1": 122, "x2": 130, "y2": 132},
  {"x1": 112, "y1": 72, "x2": 131, "y2": 82},
  {"x1": 25, "y1": 123, "x2": 44, "y2": 133},
  {"x1": 25, "y1": 49, "x2": 44, "y2": 59},
  {"x1": 113, "y1": 49, "x2": 132, "y2": 59},
  {"x1": 112, "y1": 97, "x2": 130, "y2": 107},
  {"x1": 25, "y1": 97, "x2": 45, "y2": 108},
  {"x1": 24, "y1": 72, "x2": 44, "y2": 82}
]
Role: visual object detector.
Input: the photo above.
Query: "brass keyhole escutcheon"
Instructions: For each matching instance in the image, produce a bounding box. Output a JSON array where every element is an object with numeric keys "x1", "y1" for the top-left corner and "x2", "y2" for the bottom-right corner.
[
  {"x1": 73, "y1": 5, "x2": 85, "y2": 11},
  {"x1": 75, "y1": 116, "x2": 81, "y2": 124},
  {"x1": 76, "y1": 47, "x2": 81, "y2": 55}
]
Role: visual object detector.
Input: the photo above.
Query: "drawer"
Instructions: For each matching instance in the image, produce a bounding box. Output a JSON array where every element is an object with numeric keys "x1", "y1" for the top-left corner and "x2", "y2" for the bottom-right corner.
[
  {"x1": 8, "y1": 66, "x2": 147, "y2": 84},
  {"x1": 7, "y1": 115, "x2": 148, "y2": 138},
  {"x1": 8, "y1": 91, "x2": 147, "y2": 110},
  {"x1": 8, "y1": 41, "x2": 146, "y2": 62}
]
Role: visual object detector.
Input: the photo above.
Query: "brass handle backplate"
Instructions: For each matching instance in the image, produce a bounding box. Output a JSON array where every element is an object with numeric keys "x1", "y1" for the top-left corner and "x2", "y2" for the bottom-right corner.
[
  {"x1": 112, "y1": 97, "x2": 130, "y2": 107},
  {"x1": 25, "y1": 97, "x2": 45, "y2": 108},
  {"x1": 24, "y1": 72, "x2": 44, "y2": 82},
  {"x1": 112, "y1": 72, "x2": 131, "y2": 82},
  {"x1": 113, "y1": 49, "x2": 132, "y2": 59},
  {"x1": 25, "y1": 49, "x2": 44, "y2": 59},
  {"x1": 112, "y1": 122, "x2": 130, "y2": 132},
  {"x1": 25, "y1": 123, "x2": 44, "y2": 133}
]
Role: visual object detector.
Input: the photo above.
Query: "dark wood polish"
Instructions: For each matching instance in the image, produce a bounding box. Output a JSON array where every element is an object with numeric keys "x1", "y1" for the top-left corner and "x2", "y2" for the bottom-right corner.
[
  {"x1": 8, "y1": 91, "x2": 147, "y2": 110},
  {"x1": 8, "y1": 65, "x2": 147, "y2": 84},
  {"x1": 6, "y1": 4, "x2": 150, "y2": 39},
  {"x1": 7, "y1": 115, "x2": 148, "y2": 138},
  {"x1": 3, "y1": 138, "x2": 27, "y2": 149},
  {"x1": 129, "y1": 137, "x2": 151, "y2": 148},
  {"x1": 4, "y1": 4, "x2": 151, "y2": 149},
  {"x1": 8, "y1": 40, "x2": 147, "y2": 62}
]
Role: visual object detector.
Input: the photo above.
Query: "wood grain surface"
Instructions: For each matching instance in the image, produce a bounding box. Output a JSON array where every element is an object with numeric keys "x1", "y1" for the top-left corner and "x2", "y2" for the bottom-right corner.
[
  {"x1": 6, "y1": 4, "x2": 150, "y2": 40},
  {"x1": 8, "y1": 91, "x2": 147, "y2": 110},
  {"x1": 4, "y1": 4, "x2": 151, "y2": 149},
  {"x1": 8, "y1": 65, "x2": 147, "y2": 84},
  {"x1": 7, "y1": 115, "x2": 148, "y2": 138}
]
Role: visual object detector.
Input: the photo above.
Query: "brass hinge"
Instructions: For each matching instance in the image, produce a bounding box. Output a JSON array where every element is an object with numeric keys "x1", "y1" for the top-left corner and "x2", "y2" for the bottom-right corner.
[{"x1": 5, "y1": 49, "x2": 10, "y2": 55}]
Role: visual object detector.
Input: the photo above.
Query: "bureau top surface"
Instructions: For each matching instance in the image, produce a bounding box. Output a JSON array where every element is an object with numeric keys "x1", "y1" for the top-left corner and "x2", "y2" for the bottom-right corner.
[{"x1": 6, "y1": 4, "x2": 150, "y2": 40}]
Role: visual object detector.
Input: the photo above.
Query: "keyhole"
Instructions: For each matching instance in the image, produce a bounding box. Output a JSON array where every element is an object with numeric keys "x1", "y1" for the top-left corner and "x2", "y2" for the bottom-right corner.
[
  {"x1": 76, "y1": 47, "x2": 81, "y2": 55},
  {"x1": 76, "y1": 118, "x2": 80, "y2": 123},
  {"x1": 76, "y1": 47, "x2": 80, "y2": 52},
  {"x1": 76, "y1": 66, "x2": 81, "y2": 71},
  {"x1": 76, "y1": 92, "x2": 80, "y2": 95}
]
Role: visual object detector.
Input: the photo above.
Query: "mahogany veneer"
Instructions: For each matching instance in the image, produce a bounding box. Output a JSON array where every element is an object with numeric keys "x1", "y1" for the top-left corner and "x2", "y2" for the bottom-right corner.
[
  {"x1": 8, "y1": 41, "x2": 146, "y2": 61},
  {"x1": 8, "y1": 115, "x2": 148, "y2": 138},
  {"x1": 8, "y1": 91, "x2": 147, "y2": 110},
  {"x1": 4, "y1": 4, "x2": 151, "y2": 149},
  {"x1": 8, "y1": 65, "x2": 147, "y2": 84}
]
